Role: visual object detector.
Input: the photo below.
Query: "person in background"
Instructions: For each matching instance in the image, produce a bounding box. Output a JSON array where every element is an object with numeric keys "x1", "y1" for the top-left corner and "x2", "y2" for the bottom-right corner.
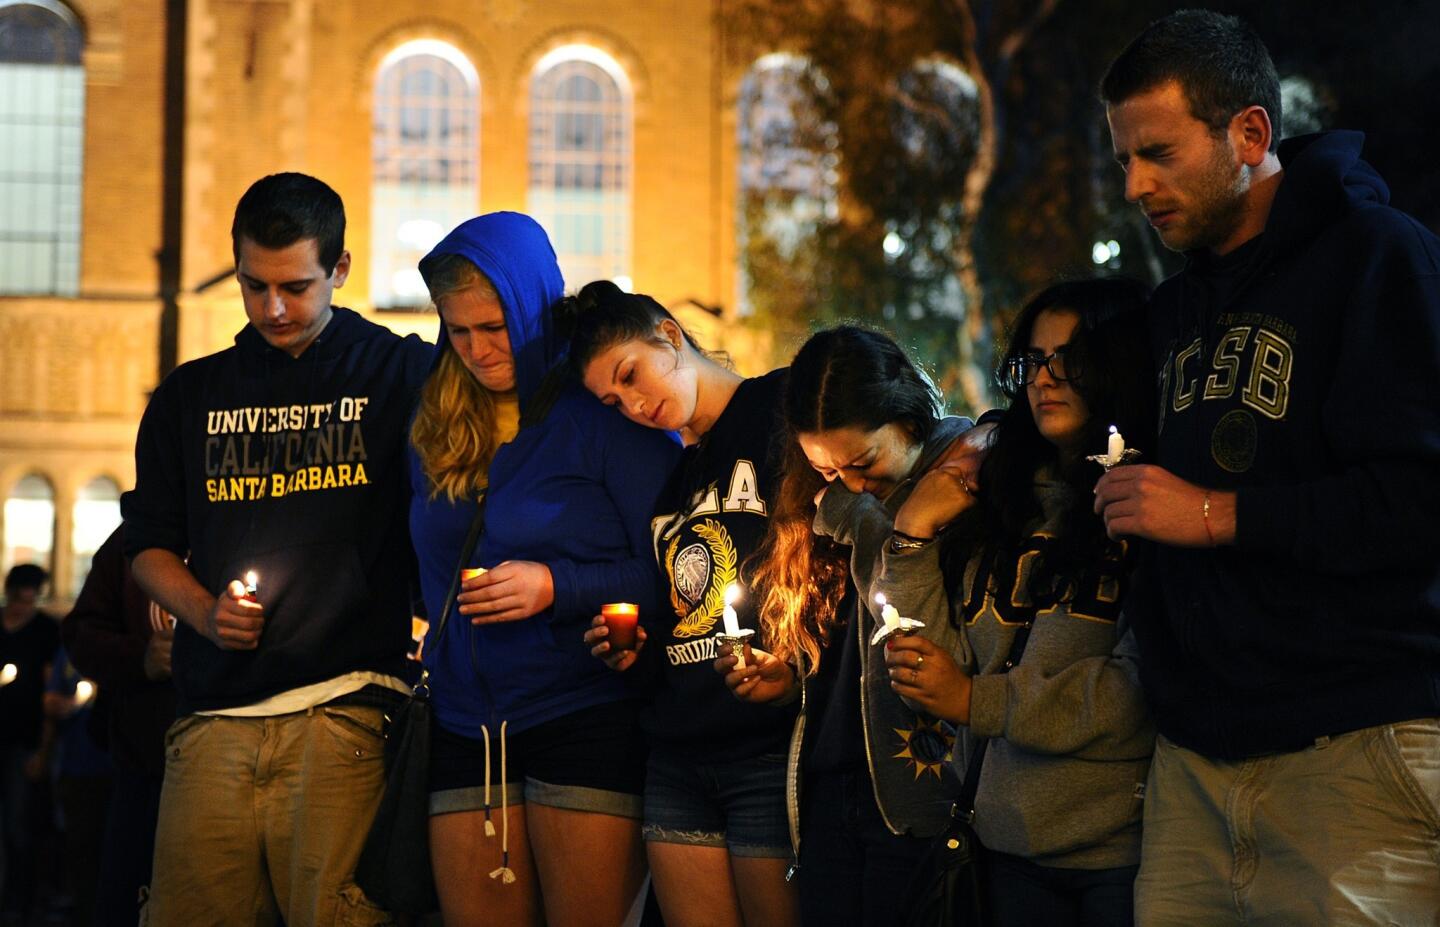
[
  {"x1": 0, "y1": 563, "x2": 60, "y2": 924},
  {"x1": 43, "y1": 645, "x2": 114, "y2": 926},
  {"x1": 62, "y1": 523, "x2": 176, "y2": 927},
  {"x1": 573, "y1": 280, "x2": 800, "y2": 927}
]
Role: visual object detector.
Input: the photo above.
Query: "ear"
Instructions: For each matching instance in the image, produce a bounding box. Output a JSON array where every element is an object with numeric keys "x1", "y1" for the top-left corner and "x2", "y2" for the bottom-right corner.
[
  {"x1": 330, "y1": 249, "x2": 352, "y2": 288},
  {"x1": 1231, "y1": 105, "x2": 1273, "y2": 168},
  {"x1": 658, "y1": 318, "x2": 684, "y2": 350}
]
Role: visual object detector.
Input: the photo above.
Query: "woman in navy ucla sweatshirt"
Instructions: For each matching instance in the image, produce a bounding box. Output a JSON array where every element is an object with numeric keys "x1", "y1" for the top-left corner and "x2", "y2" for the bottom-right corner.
[
  {"x1": 570, "y1": 280, "x2": 800, "y2": 927},
  {"x1": 407, "y1": 214, "x2": 681, "y2": 926}
]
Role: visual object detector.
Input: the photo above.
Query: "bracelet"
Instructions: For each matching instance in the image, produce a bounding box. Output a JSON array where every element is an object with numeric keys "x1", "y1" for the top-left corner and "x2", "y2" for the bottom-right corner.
[
  {"x1": 889, "y1": 530, "x2": 935, "y2": 553},
  {"x1": 1202, "y1": 492, "x2": 1216, "y2": 547}
]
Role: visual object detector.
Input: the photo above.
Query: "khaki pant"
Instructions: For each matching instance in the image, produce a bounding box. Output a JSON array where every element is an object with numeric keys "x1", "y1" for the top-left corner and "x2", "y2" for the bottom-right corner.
[
  {"x1": 144, "y1": 707, "x2": 392, "y2": 926},
  {"x1": 1136, "y1": 719, "x2": 1440, "y2": 926}
]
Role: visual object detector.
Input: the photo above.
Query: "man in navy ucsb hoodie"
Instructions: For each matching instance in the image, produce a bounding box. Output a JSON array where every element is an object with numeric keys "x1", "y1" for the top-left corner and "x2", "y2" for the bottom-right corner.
[
  {"x1": 1096, "y1": 11, "x2": 1440, "y2": 925},
  {"x1": 123, "y1": 174, "x2": 430, "y2": 925}
]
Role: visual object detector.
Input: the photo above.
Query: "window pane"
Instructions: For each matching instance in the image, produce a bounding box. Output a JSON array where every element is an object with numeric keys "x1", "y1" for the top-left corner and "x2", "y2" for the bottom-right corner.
[
  {"x1": 70, "y1": 476, "x2": 120, "y2": 597},
  {"x1": 0, "y1": 3, "x2": 84, "y2": 296},
  {"x1": 3, "y1": 473, "x2": 55, "y2": 577},
  {"x1": 527, "y1": 51, "x2": 631, "y2": 288},
  {"x1": 371, "y1": 43, "x2": 479, "y2": 310}
]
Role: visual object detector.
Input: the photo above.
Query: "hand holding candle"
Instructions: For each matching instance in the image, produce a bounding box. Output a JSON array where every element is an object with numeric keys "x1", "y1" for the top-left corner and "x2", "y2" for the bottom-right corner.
[
  {"x1": 714, "y1": 584, "x2": 755, "y2": 670},
  {"x1": 205, "y1": 574, "x2": 266, "y2": 651},
  {"x1": 600, "y1": 602, "x2": 639, "y2": 651},
  {"x1": 869, "y1": 592, "x2": 925, "y2": 646},
  {"x1": 1087, "y1": 424, "x2": 1140, "y2": 471}
]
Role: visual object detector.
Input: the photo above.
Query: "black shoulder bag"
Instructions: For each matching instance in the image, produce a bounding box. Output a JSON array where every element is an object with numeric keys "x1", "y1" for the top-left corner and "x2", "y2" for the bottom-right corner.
[
  {"x1": 898, "y1": 622, "x2": 1034, "y2": 927},
  {"x1": 353, "y1": 499, "x2": 485, "y2": 913},
  {"x1": 354, "y1": 367, "x2": 568, "y2": 914}
]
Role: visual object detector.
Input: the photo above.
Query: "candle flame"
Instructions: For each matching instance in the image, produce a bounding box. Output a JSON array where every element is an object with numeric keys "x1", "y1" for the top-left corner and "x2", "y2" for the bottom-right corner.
[
  {"x1": 1109, "y1": 424, "x2": 1118, "y2": 435},
  {"x1": 874, "y1": 592, "x2": 887, "y2": 607},
  {"x1": 0, "y1": 663, "x2": 16, "y2": 686},
  {"x1": 245, "y1": 571, "x2": 258, "y2": 588},
  {"x1": 724, "y1": 584, "x2": 741, "y2": 607},
  {"x1": 75, "y1": 680, "x2": 94, "y2": 704}
]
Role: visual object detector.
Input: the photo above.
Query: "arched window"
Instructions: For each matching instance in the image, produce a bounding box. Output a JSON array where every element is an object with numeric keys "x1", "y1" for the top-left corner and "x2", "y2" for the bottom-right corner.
[
  {"x1": 736, "y1": 53, "x2": 837, "y2": 317},
  {"x1": 3, "y1": 473, "x2": 55, "y2": 576},
  {"x1": 527, "y1": 45, "x2": 631, "y2": 289},
  {"x1": 70, "y1": 475, "x2": 119, "y2": 597},
  {"x1": 0, "y1": 0, "x2": 84, "y2": 296},
  {"x1": 371, "y1": 40, "x2": 479, "y2": 309}
]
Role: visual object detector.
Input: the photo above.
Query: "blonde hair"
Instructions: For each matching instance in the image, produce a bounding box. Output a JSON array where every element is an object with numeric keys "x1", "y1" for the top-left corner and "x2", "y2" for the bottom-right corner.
[{"x1": 410, "y1": 254, "x2": 504, "y2": 501}]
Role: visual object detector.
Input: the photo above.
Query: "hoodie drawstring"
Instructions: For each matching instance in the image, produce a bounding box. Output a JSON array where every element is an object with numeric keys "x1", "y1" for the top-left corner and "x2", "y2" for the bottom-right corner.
[
  {"x1": 480, "y1": 724, "x2": 496, "y2": 837},
  {"x1": 488, "y1": 720, "x2": 516, "y2": 883}
]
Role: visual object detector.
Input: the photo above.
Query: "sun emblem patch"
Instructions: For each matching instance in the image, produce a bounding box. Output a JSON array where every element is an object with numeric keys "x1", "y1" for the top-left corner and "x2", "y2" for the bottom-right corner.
[{"x1": 894, "y1": 717, "x2": 954, "y2": 780}]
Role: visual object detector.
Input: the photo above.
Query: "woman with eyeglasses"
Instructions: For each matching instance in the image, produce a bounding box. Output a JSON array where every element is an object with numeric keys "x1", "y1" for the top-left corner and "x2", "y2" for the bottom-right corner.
[{"x1": 878, "y1": 278, "x2": 1158, "y2": 926}]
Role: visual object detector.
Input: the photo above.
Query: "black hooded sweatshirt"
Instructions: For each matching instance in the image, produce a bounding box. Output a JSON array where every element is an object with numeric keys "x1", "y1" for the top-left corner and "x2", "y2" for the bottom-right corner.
[
  {"x1": 124, "y1": 307, "x2": 431, "y2": 714},
  {"x1": 1132, "y1": 131, "x2": 1440, "y2": 760}
]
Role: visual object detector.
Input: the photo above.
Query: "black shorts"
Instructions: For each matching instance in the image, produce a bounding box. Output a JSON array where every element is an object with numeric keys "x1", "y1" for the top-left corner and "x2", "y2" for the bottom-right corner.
[{"x1": 428, "y1": 700, "x2": 646, "y2": 818}]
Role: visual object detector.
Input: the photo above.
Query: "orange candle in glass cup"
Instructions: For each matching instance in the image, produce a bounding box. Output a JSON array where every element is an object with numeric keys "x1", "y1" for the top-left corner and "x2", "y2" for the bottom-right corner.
[{"x1": 601, "y1": 603, "x2": 640, "y2": 651}]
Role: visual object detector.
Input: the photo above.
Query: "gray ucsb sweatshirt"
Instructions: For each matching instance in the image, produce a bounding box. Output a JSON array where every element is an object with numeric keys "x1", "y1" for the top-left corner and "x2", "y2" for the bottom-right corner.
[{"x1": 879, "y1": 475, "x2": 1154, "y2": 869}]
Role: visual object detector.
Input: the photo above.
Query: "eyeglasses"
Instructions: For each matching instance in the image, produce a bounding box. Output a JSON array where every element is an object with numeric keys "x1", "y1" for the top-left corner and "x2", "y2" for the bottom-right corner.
[{"x1": 998, "y1": 346, "x2": 1082, "y2": 395}]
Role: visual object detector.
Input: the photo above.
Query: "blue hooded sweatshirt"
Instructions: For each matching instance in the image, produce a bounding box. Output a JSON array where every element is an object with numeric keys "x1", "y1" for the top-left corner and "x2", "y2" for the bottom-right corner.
[{"x1": 407, "y1": 213, "x2": 682, "y2": 739}]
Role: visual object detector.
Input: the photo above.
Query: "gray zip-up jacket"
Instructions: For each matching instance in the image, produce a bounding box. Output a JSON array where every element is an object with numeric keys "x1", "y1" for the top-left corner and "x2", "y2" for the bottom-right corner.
[
  {"x1": 786, "y1": 416, "x2": 973, "y2": 853},
  {"x1": 879, "y1": 475, "x2": 1153, "y2": 869}
]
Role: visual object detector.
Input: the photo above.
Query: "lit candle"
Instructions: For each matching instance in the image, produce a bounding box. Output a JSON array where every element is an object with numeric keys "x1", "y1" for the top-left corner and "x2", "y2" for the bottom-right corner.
[
  {"x1": 722, "y1": 584, "x2": 742, "y2": 637},
  {"x1": 74, "y1": 680, "x2": 95, "y2": 707},
  {"x1": 869, "y1": 592, "x2": 925, "y2": 646},
  {"x1": 1107, "y1": 425, "x2": 1125, "y2": 466},
  {"x1": 875, "y1": 592, "x2": 900, "y2": 634},
  {"x1": 461, "y1": 567, "x2": 488, "y2": 582},
  {"x1": 0, "y1": 663, "x2": 16, "y2": 687},
  {"x1": 716, "y1": 584, "x2": 754, "y2": 670},
  {"x1": 243, "y1": 571, "x2": 259, "y2": 601}
]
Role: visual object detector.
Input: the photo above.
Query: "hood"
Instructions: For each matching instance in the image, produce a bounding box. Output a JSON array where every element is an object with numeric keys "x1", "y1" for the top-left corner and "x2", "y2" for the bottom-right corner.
[
  {"x1": 1266, "y1": 130, "x2": 1388, "y2": 258},
  {"x1": 422, "y1": 212, "x2": 566, "y2": 408}
]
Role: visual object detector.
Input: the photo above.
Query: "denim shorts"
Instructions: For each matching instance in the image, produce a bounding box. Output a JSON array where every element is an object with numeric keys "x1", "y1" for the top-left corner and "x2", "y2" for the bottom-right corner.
[
  {"x1": 642, "y1": 746, "x2": 791, "y2": 859},
  {"x1": 428, "y1": 700, "x2": 646, "y2": 819}
]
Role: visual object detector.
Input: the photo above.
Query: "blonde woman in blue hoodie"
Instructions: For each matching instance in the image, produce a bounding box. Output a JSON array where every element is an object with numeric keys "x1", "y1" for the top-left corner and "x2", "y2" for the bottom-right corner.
[{"x1": 408, "y1": 214, "x2": 681, "y2": 926}]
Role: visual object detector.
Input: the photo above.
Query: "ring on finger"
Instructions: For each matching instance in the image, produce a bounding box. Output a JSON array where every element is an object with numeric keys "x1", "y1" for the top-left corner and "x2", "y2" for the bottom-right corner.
[
  {"x1": 910, "y1": 668, "x2": 918, "y2": 684},
  {"x1": 916, "y1": 654, "x2": 925, "y2": 668}
]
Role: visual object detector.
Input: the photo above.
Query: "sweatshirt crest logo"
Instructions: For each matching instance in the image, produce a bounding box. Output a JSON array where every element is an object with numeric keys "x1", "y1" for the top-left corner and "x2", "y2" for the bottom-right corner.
[{"x1": 665, "y1": 518, "x2": 737, "y2": 639}]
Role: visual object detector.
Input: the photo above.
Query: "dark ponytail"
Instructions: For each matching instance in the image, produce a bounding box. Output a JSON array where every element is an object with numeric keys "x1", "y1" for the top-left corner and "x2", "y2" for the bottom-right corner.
[{"x1": 561, "y1": 280, "x2": 704, "y2": 373}]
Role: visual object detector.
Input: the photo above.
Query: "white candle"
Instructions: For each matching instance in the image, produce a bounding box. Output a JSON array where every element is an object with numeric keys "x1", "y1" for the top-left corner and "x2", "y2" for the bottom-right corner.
[
  {"x1": 0, "y1": 663, "x2": 16, "y2": 687},
  {"x1": 722, "y1": 584, "x2": 741, "y2": 637},
  {"x1": 74, "y1": 680, "x2": 95, "y2": 707},
  {"x1": 875, "y1": 592, "x2": 900, "y2": 632},
  {"x1": 1107, "y1": 426, "x2": 1125, "y2": 465}
]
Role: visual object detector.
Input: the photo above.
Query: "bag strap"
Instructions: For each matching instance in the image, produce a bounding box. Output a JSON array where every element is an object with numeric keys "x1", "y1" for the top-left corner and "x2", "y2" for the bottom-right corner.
[
  {"x1": 955, "y1": 621, "x2": 1034, "y2": 820},
  {"x1": 417, "y1": 364, "x2": 572, "y2": 692}
]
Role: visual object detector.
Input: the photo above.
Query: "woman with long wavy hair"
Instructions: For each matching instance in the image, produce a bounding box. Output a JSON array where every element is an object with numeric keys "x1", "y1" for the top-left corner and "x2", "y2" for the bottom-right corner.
[{"x1": 717, "y1": 326, "x2": 986, "y2": 927}]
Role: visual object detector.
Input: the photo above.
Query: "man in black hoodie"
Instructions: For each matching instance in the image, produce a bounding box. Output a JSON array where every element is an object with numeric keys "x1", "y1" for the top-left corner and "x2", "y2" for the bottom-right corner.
[
  {"x1": 1095, "y1": 10, "x2": 1440, "y2": 925},
  {"x1": 123, "y1": 174, "x2": 430, "y2": 925}
]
